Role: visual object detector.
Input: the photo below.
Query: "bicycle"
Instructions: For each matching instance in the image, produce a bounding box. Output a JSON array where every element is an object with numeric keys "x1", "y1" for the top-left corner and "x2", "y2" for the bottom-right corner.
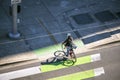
[{"x1": 54, "y1": 44, "x2": 77, "y2": 66}]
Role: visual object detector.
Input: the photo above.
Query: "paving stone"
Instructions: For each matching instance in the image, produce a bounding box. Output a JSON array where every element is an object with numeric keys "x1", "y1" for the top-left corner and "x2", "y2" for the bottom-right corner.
[
  {"x1": 0, "y1": 28, "x2": 13, "y2": 43},
  {"x1": 106, "y1": 22, "x2": 120, "y2": 35},
  {"x1": 72, "y1": 13, "x2": 95, "y2": 25},
  {"x1": 26, "y1": 36, "x2": 54, "y2": 50},
  {"x1": 43, "y1": 20, "x2": 72, "y2": 34},
  {"x1": 77, "y1": 26, "x2": 111, "y2": 44},
  {"x1": 78, "y1": 26, "x2": 108, "y2": 36},
  {"x1": 0, "y1": 7, "x2": 11, "y2": 26},
  {"x1": 0, "y1": 41, "x2": 30, "y2": 58},
  {"x1": 19, "y1": 17, "x2": 39, "y2": 25},
  {"x1": 21, "y1": 0, "x2": 41, "y2": 6},
  {"x1": 116, "y1": 12, "x2": 120, "y2": 18},
  {"x1": 82, "y1": 33, "x2": 111, "y2": 44},
  {"x1": 94, "y1": 10, "x2": 117, "y2": 22},
  {"x1": 19, "y1": 24, "x2": 47, "y2": 36}
]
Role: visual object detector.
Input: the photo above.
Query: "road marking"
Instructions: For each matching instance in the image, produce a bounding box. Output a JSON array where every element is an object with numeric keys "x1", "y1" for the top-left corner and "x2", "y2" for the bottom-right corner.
[
  {"x1": 94, "y1": 67, "x2": 105, "y2": 76},
  {"x1": 91, "y1": 53, "x2": 101, "y2": 62},
  {"x1": 0, "y1": 66, "x2": 41, "y2": 80},
  {"x1": 48, "y1": 67, "x2": 104, "y2": 80},
  {"x1": 41, "y1": 53, "x2": 101, "y2": 72}
]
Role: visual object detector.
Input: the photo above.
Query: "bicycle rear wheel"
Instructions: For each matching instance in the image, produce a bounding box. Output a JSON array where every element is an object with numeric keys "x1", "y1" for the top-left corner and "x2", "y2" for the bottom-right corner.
[
  {"x1": 71, "y1": 52, "x2": 77, "y2": 63},
  {"x1": 54, "y1": 50, "x2": 65, "y2": 57}
]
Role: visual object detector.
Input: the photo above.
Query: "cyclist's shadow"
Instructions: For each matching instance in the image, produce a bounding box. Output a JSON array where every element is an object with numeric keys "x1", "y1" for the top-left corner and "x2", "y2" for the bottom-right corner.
[{"x1": 41, "y1": 56, "x2": 75, "y2": 66}]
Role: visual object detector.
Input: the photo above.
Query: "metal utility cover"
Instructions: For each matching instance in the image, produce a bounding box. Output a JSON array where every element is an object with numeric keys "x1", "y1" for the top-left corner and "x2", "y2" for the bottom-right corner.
[
  {"x1": 94, "y1": 10, "x2": 117, "y2": 22},
  {"x1": 72, "y1": 13, "x2": 95, "y2": 25}
]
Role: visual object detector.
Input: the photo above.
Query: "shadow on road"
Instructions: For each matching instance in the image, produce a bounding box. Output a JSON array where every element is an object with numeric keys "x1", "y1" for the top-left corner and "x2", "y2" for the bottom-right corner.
[{"x1": 41, "y1": 56, "x2": 75, "y2": 67}]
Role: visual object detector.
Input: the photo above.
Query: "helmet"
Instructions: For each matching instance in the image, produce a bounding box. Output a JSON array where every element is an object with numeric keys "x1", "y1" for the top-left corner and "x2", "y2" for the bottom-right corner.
[{"x1": 67, "y1": 33, "x2": 71, "y2": 37}]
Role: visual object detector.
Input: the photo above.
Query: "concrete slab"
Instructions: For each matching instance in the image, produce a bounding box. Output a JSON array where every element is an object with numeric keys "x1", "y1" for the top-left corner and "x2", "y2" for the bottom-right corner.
[
  {"x1": 105, "y1": 21, "x2": 120, "y2": 35},
  {"x1": 19, "y1": 24, "x2": 47, "y2": 36},
  {"x1": 0, "y1": 40, "x2": 30, "y2": 58},
  {"x1": 85, "y1": 35, "x2": 120, "y2": 48},
  {"x1": 116, "y1": 12, "x2": 120, "y2": 18},
  {"x1": 26, "y1": 36, "x2": 54, "y2": 50},
  {"x1": 0, "y1": 7, "x2": 11, "y2": 26},
  {"x1": 0, "y1": 28, "x2": 11, "y2": 43},
  {"x1": 20, "y1": 5, "x2": 44, "y2": 17},
  {"x1": 77, "y1": 26, "x2": 111, "y2": 44},
  {"x1": 94, "y1": 10, "x2": 117, "y2": 22},
  {"x1": 72, "y1": 13, "x2": 95, "y2": 25},
  {"x1": 21, "y1": 0, "x2": 41, "y2": 6},
  {"x1": 0, "y1": 52, "x2": 38, "y2": 65}
]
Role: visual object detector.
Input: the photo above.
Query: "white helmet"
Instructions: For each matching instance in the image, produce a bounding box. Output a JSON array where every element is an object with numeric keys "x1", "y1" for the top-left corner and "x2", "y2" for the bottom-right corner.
[{"x1": 67, "y1": 33, "x2": 71, "y2": 37}]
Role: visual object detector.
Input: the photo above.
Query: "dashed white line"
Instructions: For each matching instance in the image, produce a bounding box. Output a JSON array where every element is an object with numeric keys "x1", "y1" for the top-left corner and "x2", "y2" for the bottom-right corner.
[
  {"x1": 91, "y1": 53, "x2": 101, "y2": 62},
  {"x1": 94, "y1": 67, "x2": 105, "y2": 76},
  {"x1": 0, "y1": 66, "x2": 41, "y2": 80}
]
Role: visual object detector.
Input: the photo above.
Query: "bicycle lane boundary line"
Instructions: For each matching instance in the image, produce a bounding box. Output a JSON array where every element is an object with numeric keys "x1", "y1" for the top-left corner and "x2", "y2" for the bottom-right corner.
[{"x1": 0, "y1": 66, "x2": 41, "y2": 80}]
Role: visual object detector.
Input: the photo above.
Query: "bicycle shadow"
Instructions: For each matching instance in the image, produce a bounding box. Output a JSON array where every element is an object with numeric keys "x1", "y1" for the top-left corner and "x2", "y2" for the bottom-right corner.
[{"x1": 41, "y1": 56, "x2": 75, "y2": 67}]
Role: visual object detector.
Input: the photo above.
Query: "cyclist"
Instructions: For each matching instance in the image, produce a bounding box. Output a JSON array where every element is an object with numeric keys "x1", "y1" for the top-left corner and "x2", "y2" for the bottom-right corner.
[{"x1": 62, "y1": 33, "x2": 77, "y2": 58}]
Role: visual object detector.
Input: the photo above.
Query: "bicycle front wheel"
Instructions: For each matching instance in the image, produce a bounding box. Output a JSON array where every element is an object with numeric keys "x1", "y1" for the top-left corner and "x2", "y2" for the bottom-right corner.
[
  {"x1": 54, "y1": 50, "x2": 65, "y2": 57},
  {"x1": 71, "y1": 52, "x2": 77, "y2": 63}
]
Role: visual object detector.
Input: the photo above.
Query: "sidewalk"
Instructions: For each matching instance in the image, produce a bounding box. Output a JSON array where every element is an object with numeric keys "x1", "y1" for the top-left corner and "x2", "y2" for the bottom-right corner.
[{"x1": 0, "y1": 0, "x2": 120, "y2": 60}]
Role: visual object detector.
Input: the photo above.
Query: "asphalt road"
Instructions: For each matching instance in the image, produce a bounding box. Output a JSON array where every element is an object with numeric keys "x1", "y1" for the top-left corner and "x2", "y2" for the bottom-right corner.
[{"x1": 13, "y1": 43, "x2": 120, "y2": 80}]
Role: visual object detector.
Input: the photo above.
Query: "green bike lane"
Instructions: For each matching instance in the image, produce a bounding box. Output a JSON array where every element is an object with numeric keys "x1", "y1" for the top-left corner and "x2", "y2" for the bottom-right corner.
[
  {"x1": 34, "y1": 39, "x2": 99, "y2": 80},
  {"x1": 40, "y1": 53, "x2": 103, "y2": 80},
  {"x1": 1, "y1": 53, "x2": 103, "y2": 80},
  {"x1": 48, "y1": 67, "x2": 104, "y2": 80},
  {"x1": 12, "y1": 43, "x2": 120, "y2": 80},
  {"x1": 33, "y1": 39, "x2": 84, "y2": 56},
  {"x1": 3, "y1": 39, "x2": 105, "y2": 80},
  {"x1": 33, "y1": 39, "x2": 104, "y2": 80}
]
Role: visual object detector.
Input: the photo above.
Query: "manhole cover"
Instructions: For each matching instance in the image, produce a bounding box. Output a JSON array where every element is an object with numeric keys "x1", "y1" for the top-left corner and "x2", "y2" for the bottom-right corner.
[
  {"x1": 72, "y1": 13, "x2": 95, "y2": 25},
  {"x1": 94, "y1": 10, "x2": 117, "y2": 22},
  {"x1": 116, "y1": 12, "x2": 120, "y2": 18}
]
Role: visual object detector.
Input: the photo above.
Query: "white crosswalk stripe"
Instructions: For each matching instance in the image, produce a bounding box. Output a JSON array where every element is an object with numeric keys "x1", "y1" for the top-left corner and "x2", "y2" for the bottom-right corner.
[{"x1": 0, "y1": 66, "x2": 41, "y2": 80}]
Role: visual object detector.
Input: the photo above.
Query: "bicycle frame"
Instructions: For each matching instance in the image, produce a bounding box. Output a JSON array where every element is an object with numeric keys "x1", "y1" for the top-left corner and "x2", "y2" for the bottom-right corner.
[
  {"x1": 54, "y1": 44, "x2": 77, "y2": 66},
  {"x1": 61, "y1": 44, "x2": 77, "y2": 62}
]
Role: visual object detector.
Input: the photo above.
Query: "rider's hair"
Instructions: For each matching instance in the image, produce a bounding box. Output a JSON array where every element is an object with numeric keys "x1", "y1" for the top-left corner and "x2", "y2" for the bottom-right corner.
[{"x1": 67, "y1": 33, "x2": 71, "y2": 37}]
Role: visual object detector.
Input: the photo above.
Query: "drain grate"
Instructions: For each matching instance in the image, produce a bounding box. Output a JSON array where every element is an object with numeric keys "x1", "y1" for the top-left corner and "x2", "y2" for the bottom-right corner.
[
  {"x1": 94, "y1": 10, "x2": 117, "y2": 22},
  {"x1": 72, "y1": 13, "x2": 95, "y2": 25}
]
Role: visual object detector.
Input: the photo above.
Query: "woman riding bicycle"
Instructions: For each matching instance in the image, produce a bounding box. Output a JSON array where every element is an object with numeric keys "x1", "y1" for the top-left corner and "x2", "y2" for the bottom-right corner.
[{"x1": 62, "y1": 33, "x2": 77, "y2": 58}]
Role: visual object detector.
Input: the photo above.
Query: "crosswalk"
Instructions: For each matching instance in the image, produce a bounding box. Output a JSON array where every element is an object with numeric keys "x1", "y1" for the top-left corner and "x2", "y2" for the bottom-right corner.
[
  {"x1": 40, "y1": 53, "x2": 101, "y2": 72},
  {"x1": 0, "y1": 53, "x2": 105, "y2": 80},
  {"x1": 48, "y1": 67, "x2": 104, "y2": 80},
  {"x1": 0, "y1": 66, "x2": 41, "y2": 80},
  {"x1": 40, "y1": 53, "x2": 105, "y2": 80}
]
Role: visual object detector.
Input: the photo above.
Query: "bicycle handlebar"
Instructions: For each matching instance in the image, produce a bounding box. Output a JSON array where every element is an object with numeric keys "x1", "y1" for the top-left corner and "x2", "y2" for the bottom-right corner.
[{"x1": 61, "y1": 44, "x2": 65, "y2": 51}]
